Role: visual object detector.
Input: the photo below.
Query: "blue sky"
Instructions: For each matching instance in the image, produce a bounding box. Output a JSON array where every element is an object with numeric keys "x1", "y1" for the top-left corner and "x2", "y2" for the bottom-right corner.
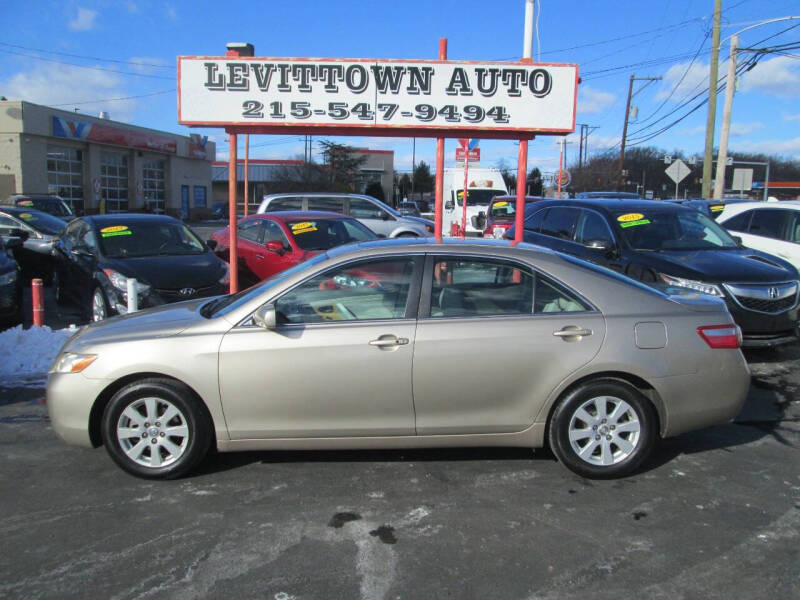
[{"x1": 2, "y1": 0, "x2": 799, "y2": 179}]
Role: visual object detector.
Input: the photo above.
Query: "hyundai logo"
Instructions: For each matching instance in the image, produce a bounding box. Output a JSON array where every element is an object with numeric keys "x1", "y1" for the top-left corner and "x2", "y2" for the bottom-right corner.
[
  {"x1": 768, "y1": 287, "x2": 779, "y2": 299},
  {"x1": 178, "y1": 288, "x2": 196, "y2": 297}
]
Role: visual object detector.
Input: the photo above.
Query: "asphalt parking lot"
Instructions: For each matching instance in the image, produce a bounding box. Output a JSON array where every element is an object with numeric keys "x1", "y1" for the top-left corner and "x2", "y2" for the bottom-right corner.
[{"x1": 1, "y1": 343, "x2": 798, "y2": 599}]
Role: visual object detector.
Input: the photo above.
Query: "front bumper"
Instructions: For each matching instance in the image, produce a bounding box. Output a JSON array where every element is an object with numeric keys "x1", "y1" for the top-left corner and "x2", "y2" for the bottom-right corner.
[
  {"x1": 46, "y1": 372, "x2": 109, "y2": 447},
  {"x1": 724, "y1": 299, "x2": 799, "y2": 347},
  {"x1": 106, "y1": 282, "x2": 227, "y2": 316}
]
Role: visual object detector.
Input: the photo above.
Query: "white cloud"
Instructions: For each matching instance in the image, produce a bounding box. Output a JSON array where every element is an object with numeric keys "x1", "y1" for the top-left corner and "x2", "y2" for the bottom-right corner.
[
  {"x1": 681, "y1": 125, "x2": 707, "y2": 136},
  {"x1": 730, "y1": 122, "x2": 763, "y2": 137},
  {"x1": 739, "y1": 56, "x2": 800, "y2": 98},
  {"x1": 68, "y1": 7, "x2": 98, "y2": 31},
  {"x1": 164, "y1": 3, "x2": 178, "y2": 20},
  {"x1": 733, "y1": 137, "x2": 800, "y2": 159},
  {"x1": 785, "y1": 113, "x2": 800, "y2": 122},
  {"x1": 578, "y1": 86, "x2": 615, "y2": 114},
  {"x1": 0, "y1": 63, "x2": 137, "y2": 122},
  {"x1": 127, "y1": 56, "x2": 170, "y2": 76},
  {"x1": 656, "y1": 61, "x2": 709, "y2": 101}
]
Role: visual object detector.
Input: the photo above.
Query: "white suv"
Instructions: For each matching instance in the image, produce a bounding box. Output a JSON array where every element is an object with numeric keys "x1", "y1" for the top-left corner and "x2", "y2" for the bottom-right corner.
[
  {"x1": 718, "y1": 201, "x2": 800, "y2": 269},
  {"x1": 257, "y1": 193, "x2": 433, "y2": 238}
]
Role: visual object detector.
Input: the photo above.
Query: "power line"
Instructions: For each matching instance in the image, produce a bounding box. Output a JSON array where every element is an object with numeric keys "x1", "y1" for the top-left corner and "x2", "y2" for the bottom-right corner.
[
  {"x1": 0, "y1": 42, "x2": 173, "y2": 69},
  {"x1": 0, "y1": 48, "x2": 174, "y2": 79},
  {"x1": 50, "y1": 89, "x2": 176, "y2": 107}
]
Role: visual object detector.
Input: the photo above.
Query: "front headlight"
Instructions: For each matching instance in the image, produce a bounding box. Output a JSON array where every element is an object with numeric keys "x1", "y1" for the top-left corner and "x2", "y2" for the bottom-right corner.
[
  {"x1": 51, "y1": 352, "x2": 97, "y2": 374},
  {"x1": 103, "y1": 268, "x2": 151, "y2": 296},
  {"x1": 0, "y1": 270, "x2": 17, "y2": 285},
  {"x1": 659, "y1": 273, "x2": 724, "y2": 297},
  {"x1": 218, "y1": 262, "x2": 230, "y2": 285}
]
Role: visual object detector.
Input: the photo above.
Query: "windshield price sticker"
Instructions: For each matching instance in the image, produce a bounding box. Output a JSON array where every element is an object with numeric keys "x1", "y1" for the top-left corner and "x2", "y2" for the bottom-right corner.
[
  {"x1": 494, "y1": 201, "x2": 508, "y2": 208},
  {"x1": 620, "y1": 219, "x2": 651, "y2": 228},
  {"x1": 178, "y1": 58, "x2": 578, "y2": 134},
  {"x1": 18, "y1": 200, "x2": 34, "y2": 207},
  {"x1": 100, "y1": 225, "x2": 132, "y2": 238},
  {"x1": 617, "y1": 213, "x2": 645, "y2": 222},
  {"x1": 19, "y1": 213, "x2": 35, "y2": 220}
]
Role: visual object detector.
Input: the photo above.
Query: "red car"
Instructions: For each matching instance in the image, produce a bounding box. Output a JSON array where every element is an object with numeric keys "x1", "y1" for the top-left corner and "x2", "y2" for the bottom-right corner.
[
  {"x1": 211, "y1": 211, "x2": 377, "y2": 285},
  {"x1": 482, "y1": 196, "x2": 545, "y2": 239}
]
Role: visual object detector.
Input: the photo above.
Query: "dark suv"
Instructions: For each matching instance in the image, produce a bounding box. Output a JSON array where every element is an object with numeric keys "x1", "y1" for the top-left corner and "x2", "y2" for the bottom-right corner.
[{"x1": 507, "y1": 198, "x2": 800, "y2": 347}]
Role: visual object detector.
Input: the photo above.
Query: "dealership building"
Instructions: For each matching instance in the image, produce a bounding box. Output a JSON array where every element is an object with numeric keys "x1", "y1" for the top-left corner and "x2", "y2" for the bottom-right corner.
[{"x1": 0, "y1": 100, "x2": 215, "y2": 216}]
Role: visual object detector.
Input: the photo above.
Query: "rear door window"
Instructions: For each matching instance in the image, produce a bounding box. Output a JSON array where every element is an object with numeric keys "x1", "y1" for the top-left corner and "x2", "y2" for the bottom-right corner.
[
  {"x1": 267, "y1": 197, "x2": 303, "y2": 211},
  {"x1": 307, "y1": 196, "x2": 345, "y2": 213}
]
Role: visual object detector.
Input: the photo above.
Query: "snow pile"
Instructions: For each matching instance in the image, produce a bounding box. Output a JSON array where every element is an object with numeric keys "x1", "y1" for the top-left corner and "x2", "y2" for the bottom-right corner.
[{"x1": 0, "y1": 325, "x2": 73, "y2": 387}]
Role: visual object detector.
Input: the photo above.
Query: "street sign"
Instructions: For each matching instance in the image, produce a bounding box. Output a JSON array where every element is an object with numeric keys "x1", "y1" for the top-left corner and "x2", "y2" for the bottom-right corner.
[
  {"x1": 732, "y1": 168, "x2": 753, "y2": 191},
  {"x1": 665, "y1": 159, "x2": 690, "y2": 184},
  {"x1": 455, "y1": 138, "x2": 480, "y2": 162},
  {"x1": 556, "y1": 169, "x2": 571, "y2": 187}
]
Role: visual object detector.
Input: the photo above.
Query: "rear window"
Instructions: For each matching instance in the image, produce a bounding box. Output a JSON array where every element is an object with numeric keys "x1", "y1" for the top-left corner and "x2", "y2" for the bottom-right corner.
[{"x1": 267, "y1": 197, "x2": 303, "y2": 211}]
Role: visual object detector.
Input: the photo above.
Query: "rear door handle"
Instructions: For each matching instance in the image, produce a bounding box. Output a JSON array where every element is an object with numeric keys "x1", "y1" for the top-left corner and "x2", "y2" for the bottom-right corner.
[
  {"x1": 553, "y1": 327, "x2": 592, "y2": 338},
  {"x1": 255, "y1": 254, "x2": 264, "y2": 260}
]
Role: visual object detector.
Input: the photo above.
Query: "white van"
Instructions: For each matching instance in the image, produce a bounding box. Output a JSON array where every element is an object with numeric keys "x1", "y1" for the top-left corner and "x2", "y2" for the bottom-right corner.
[{"x1": 441, "y1": 167, "x2": 508, "y2": 236}]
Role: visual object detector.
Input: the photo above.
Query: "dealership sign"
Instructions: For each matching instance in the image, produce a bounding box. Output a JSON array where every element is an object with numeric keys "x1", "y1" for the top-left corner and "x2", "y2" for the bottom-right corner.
[
  {"x1": 52, "y1": 116, "x2": 177, "y2": 154},
  {"x1": 178, "y1": 57, "x2": 578, "y2": 137}
]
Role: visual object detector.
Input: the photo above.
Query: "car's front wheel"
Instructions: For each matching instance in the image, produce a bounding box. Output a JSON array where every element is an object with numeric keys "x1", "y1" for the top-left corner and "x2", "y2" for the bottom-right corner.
[
  {"x1": 548, "y1": 379, "x2": 656, "y2": 479},
  {"x1": 101, "y1": 378, "x2": 212, "y2": 479},
  {"x1": 90, "y1": 286, "x2": 109, "y2": 321}
]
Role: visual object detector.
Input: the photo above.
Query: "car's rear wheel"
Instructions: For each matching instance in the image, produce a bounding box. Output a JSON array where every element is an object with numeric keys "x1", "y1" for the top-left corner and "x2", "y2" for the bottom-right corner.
[
  {"x1": 548, "y1": 379, "x2": 656, "y2": 479},
  {"x1": 101, "y1": 378, "x2": 212, "y2": 479},
  {"x1": 91, "y1": 286, "x2": 109, "y2": 321}
]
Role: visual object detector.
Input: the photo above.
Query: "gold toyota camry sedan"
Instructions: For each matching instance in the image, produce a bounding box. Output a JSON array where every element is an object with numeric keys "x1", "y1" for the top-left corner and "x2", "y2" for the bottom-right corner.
[{"x1": 47, "y1": 238, "x2": 750, "y2": 480}]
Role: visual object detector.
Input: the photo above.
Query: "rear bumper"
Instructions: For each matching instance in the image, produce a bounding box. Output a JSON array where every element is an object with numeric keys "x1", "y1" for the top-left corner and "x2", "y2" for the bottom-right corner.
[{"x1": 654, "y1": 349, "x2": 750, "y2": 438}]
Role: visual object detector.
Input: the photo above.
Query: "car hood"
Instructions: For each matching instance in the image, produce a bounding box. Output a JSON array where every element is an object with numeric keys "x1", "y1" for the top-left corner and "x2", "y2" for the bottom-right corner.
[
  {"x1": 101, "y1": 252, "x2": 225, "y2": 289},
  {"x1": 641, "y1": 248, "x2": 798, "y2": 282},
  {"x1": 67, "y1": 298, "x2": 209, "y2": 350}
]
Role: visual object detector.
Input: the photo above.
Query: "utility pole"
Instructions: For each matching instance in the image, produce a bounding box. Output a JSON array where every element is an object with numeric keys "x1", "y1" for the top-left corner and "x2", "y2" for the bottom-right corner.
[
  {"x1": 618, "y1": 75, "x2": 661, "y2": 189},
  {"x1": 702, "y1": 0, "x2": 722, "y2": 198},
  {"x1": 714, "y1": 35, "x2": 738, "y2": 200}
]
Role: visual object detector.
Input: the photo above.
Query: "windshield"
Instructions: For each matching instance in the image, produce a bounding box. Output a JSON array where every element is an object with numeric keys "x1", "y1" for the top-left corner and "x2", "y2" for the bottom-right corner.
[
  {"x1": 15, "y1": 210, "x2": 67, "y2": 235},
  {"x1": 489, "y1": 200, "x2": 518, "y2": 219},
  {"x1": 286, "y1": 218, "x2": 376, "y2": 251},
  {"x1": 97, "y1": 221, "x2": 207, "y2": 258},
  {"x1": 456, "y1": 189, "x2": 506, "y2": 207},
  {"x1": 200, "y1": 252, "x2": 331, "y2": 318},
  {"x1": 615, "y1": 209, "x2": 739, "y2": 251}
]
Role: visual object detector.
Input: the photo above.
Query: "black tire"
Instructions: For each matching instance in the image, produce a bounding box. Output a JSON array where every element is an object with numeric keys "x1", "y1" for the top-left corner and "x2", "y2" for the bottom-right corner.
[
  {"x1": 101, "y1": 378, "x2": 212, "y2": 479},
  {"x1": 90, "y1": 285, "x2": 109, "y2": 322},
  {"x1": 548, "y1": 379, "x2": 656, "y2": 479},
  {"x1": 53, "y1": 270, "x2": 68, "y2": 306}
]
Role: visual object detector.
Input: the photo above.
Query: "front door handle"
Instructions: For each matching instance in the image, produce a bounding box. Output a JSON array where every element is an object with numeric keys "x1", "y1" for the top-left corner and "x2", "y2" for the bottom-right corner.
[
  {"x1": 553, "y1": 327, "x2": 592, "y2": 339},
  {"x1": 255, "y1": 254, "x2": 264, "y2": 260},
  {"x1": 369, "y1": 336, "x2": 409, "y2": 347}
]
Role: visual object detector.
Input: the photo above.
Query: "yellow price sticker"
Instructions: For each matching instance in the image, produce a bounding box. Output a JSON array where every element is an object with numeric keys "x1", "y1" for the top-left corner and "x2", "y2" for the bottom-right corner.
[
  {"x1": 100, "y1": 225, "x2": 129, "y2": 234},
  {"x1": 617, "y1": 213, "x2": 645, "y2": 223}
]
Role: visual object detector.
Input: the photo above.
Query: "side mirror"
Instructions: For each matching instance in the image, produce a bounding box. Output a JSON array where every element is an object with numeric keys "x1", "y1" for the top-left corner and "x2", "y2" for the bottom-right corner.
[
  {"x1": 206, "y1": 239, "x2": 218, "y2": 250},
  {"x1": 265, "y1": 240, "x2": 287, "y2": 255},
  {"x1": 584, "y1": 239, "x2": 614, "y2": 254},
  {"x1": 445, "y1": 200, "x2": 454, "y2": 210},
  {"x1": 732, "y1": 235, "x2": 743, "y2": 246},
  {"x1": 381, "y1": 212, "x2": 391, "y2": 221},
  {"x1": 71, "y1": 244, "x2": 93, "y2": 258},
  {"x1": 253, "y1": 303, "x2": 277, "y2": 330},
  {"x1": 9, "y1": 228, "x2": 29, "y2": 241},
  {"x1": 376, "y1": 233, "x2": 387, "y2": 239}
]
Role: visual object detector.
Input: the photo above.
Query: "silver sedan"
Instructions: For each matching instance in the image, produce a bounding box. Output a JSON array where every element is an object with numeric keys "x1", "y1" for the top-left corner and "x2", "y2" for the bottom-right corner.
[{"x1": 47, "y1": 239, "x2": 750, "y2": 479}]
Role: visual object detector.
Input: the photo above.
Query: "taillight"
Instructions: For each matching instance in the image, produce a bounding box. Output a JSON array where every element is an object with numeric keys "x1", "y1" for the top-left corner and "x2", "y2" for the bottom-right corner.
[
  {"x1": 697, "y1": 324, "x2": 742, "y2": 349},
  {"x1": 485, "y1": 224, "x2": 511, "y2": 239}
]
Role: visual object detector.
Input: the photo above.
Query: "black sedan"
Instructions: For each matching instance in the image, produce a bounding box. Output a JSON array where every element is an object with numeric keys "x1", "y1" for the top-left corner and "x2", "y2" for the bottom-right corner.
[
  {"x1": 0, "y1": 236, "x2": 23, "y2": 328},
  {"x1": 507, "y1": 198, "x2": 800, "y2": 347},
  {"x1": 0, "y1": 207, "x2": 66, "y2": 281},
  {"x1": 52, "y1": 214, "x2": 230, "y2": 322}
]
